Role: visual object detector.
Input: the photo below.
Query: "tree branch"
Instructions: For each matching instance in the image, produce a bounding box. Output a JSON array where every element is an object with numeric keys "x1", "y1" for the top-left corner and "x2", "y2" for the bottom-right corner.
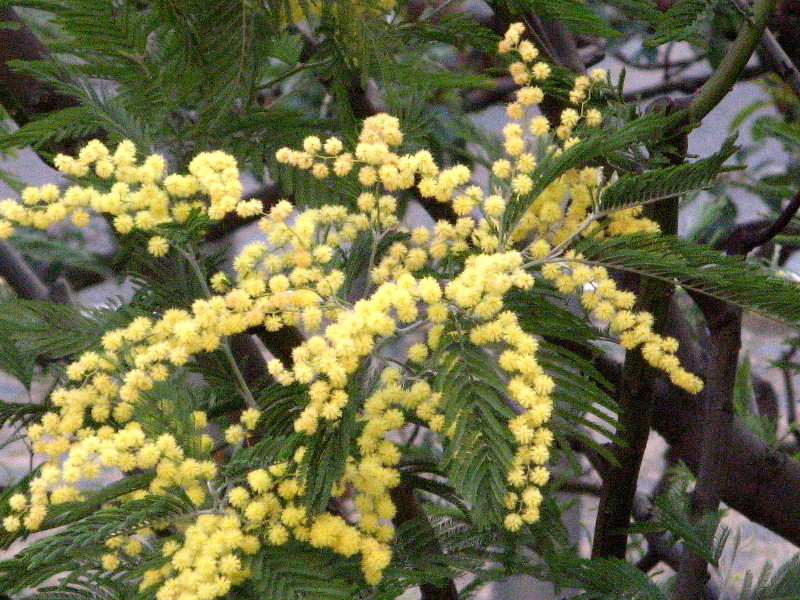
[
  {"x1": 658, "y1": 385, "x2": 800, "y2": 546},
  {"x1": 674, "y1": 182, "x2": 800, "y2": 598},
  {"x1": 0, "y1": 8, "x2": 98, "y2": 158},
  {"x1": 685, "y1": 0, "x2": 778, "y2": 124},
  {"x1": 673, "y1": 298, "x2": 741, "y2": 599},
  {"x1": 592, "y1": 318, "x2": 800, "y2": 548},
  {"x1": 720, "y1": 221, "x2": 800, "y2": 263},
  {"x1": 661, "y1": 297, "x2": 800, "y2": 548},
  {"x1": 633, "y1": 2, "x2": 781, "y2": 592},
  {"x1": 674, "y1": 146, "x2": 792, "y2": 596},
  {"x1": 622, "y1": 65, "x2": 765, "y2": 103},
  {"x1": 725, "y1": 186, "x2": 800, "y2": 255},
  {"x1": 0, "y1": 239, "x2": 50, "y2": 302},
  {"x1": 390, "y1": 482, "x2": 460, "y2": 600},
  {"x1": 0, "y1": 8, "x2": 76, "y2": 123},
  {"x1": 591, "y1": 102, "x2": 685, "y2": 560}
]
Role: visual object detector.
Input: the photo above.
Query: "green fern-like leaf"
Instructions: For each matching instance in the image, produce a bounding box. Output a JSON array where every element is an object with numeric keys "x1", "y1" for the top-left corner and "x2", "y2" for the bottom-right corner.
[
  {"x1": 300, "y1": 412, "x2": 356, "y2": 515},
  {"x1": 548, "y1": 552, "x2": 667, "y2": 600},
  {"x1": 22, "y1": 575, "x2": 138, "y2": 600},
  {"x1": 574, "y1": 233, "x2": 800, "y2": 327},
  {"x1": 602, "y1": 0, "x2": 662, "y2": 25},
  {"x1": 435, "y1": 342, "x2": 516, "y2": 528},
  {"x1": 0, "y1": 399, "x2": 47, "y2": 430},
  {"x1": 497, "y1": 0, "x2": 617, "y2": 37},
  {"x1": 506, "y1": 279, "x2": 619, "y2": 471},
  {"x1": 0, "y1": 105, "x2": 98, "y2": 152},
  {"x1": 503, "y1": 111, "x2": 681, "y2": 232},
  {"x1": 0, "y1": 343, "x2": 36, "y2": 388},
  {"x1": 597, "y1": 136, "x2": 738, "y2": 214},
  {"x1": 648, "y1": 0, "x2": 722, "y2": 46},
  {"x1": 0, "y1": 493, "x2": 188, "y2": 594},
  {"x1": 538, "y1": 343, "x2": 620, "y2": 466},
  {"x1": 246, "y1": 543, "x2": 361, "y2": 599},
  {"x1": 10, "y1": 229, "x2": 112, "y2": 281},
  {"x1": 40, "y1": 472, "x2": 156, "y2": 531},
  {"x1": 0, "y1": 298, "x2": 124, "y2": 361},
  {"x1": 383, "y1": 516, "x2": 491, "y2": 596},
  {"x1": 652, "y1": 491, "x2": 730, "y2": 567},
  {"x1": 505, "y1": 285, "x2": 602, "y2": 348},
  {"x1": 402, "y1": 12, "x2": 499, "y2": 53},
  {"x1": 738, "y1": 555, "x2": 800, "y2": 600}
]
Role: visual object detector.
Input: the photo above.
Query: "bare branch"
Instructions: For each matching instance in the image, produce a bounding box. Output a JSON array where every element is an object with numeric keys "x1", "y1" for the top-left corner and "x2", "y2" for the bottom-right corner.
[
  {"x1": 592, "y1": 316, "x2": 800, "y2": 548},
  {"x1": 390, "y1": 482, "x2": 460, "y2": 600},
  {"x1": 654, "y1": 299, "x2": 800, "y2": 547},
  {"x1": 0, "y1": 8, "x2": 99, "y2": 158},
  {"x1": 727, "y1": 187, "x2": 800, "y2": 255},
  {"x1": 673, "y1": 298, "x2": 741, "y2": 599},
  {"x1": 623, "y1": 65, "x2": 766, "y2": 103},
  {"x1": 0, "y1": 239, "x2": 50, "y2": 302},
  {"x1": 592, "y1": 100, "x2": 685, "y2": 561}
]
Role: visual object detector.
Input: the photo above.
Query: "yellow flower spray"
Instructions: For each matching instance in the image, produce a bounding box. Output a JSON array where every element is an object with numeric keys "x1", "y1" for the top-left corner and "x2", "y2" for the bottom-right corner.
[{"x1": 1, "y1": 23, "x2": 702, "y2": 598}]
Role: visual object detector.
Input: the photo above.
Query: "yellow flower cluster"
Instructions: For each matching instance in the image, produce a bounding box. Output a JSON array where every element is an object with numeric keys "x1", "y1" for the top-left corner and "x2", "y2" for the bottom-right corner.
[
  {"x1": 498, "y1": 23, "x2": 603, "y2": 145},
  {"x1": 142, "y1": 513, "x2": 258, "y2": 600},
  {"x1": 422, "y1": 249, "x2": 551, "y2": 527},
  {"x1": 0, "y1": 139, "x2": 255, "y2": 256},
  {"x1": 4, "y1": 22, "x2": 704, "y2": 598},
  {"x1": 488, "y1": 27, "x2": 698, "y2": 391},
  {"x1": 492, "y1": 32, "x2": 651, "y2": 255},
  {"x1": 539, "y1": 257, "x2": 702, "y2": 392}
]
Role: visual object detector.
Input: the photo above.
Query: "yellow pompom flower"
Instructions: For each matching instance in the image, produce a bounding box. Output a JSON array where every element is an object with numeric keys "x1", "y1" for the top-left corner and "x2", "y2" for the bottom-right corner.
[{"x1": 147, "y1": 236, "x2": 170, "y2": 257}]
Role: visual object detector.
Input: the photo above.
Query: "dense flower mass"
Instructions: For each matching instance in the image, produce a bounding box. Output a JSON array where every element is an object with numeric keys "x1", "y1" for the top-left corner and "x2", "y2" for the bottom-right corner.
[{"x1": 2, "y1": 23, "x2": 702, "y2": 599}]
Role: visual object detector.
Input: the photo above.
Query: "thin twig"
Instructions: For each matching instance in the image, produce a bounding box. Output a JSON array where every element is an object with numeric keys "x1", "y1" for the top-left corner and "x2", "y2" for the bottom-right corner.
[
  {"x1": 780, "y1": 347, "x2": 800, "y2": 448},
  {"x1": 178, "y1": 246, "x2": 260, "y2": 410},
  {"x1": 623, "y1": 65, "x2": 765, "y2": 103},
  {"x1": 730, "y1": 186, "x2": 800, "y2": 255}
]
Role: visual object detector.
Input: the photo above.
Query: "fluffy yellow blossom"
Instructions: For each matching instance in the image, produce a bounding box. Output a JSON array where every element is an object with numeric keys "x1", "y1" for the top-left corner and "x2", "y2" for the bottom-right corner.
[
  {"x1": 224, "y1": 424, "x2": 246, "y2": 445},
  {"x1": 0, "y1": 140, "x2": 250, "y2": 255},
  {"x1": 148, "y1": 236, "x2": 170, "y2": 257},
  {"x1": 240, "y1": 408, "x2": 261, "y2": 430}
]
